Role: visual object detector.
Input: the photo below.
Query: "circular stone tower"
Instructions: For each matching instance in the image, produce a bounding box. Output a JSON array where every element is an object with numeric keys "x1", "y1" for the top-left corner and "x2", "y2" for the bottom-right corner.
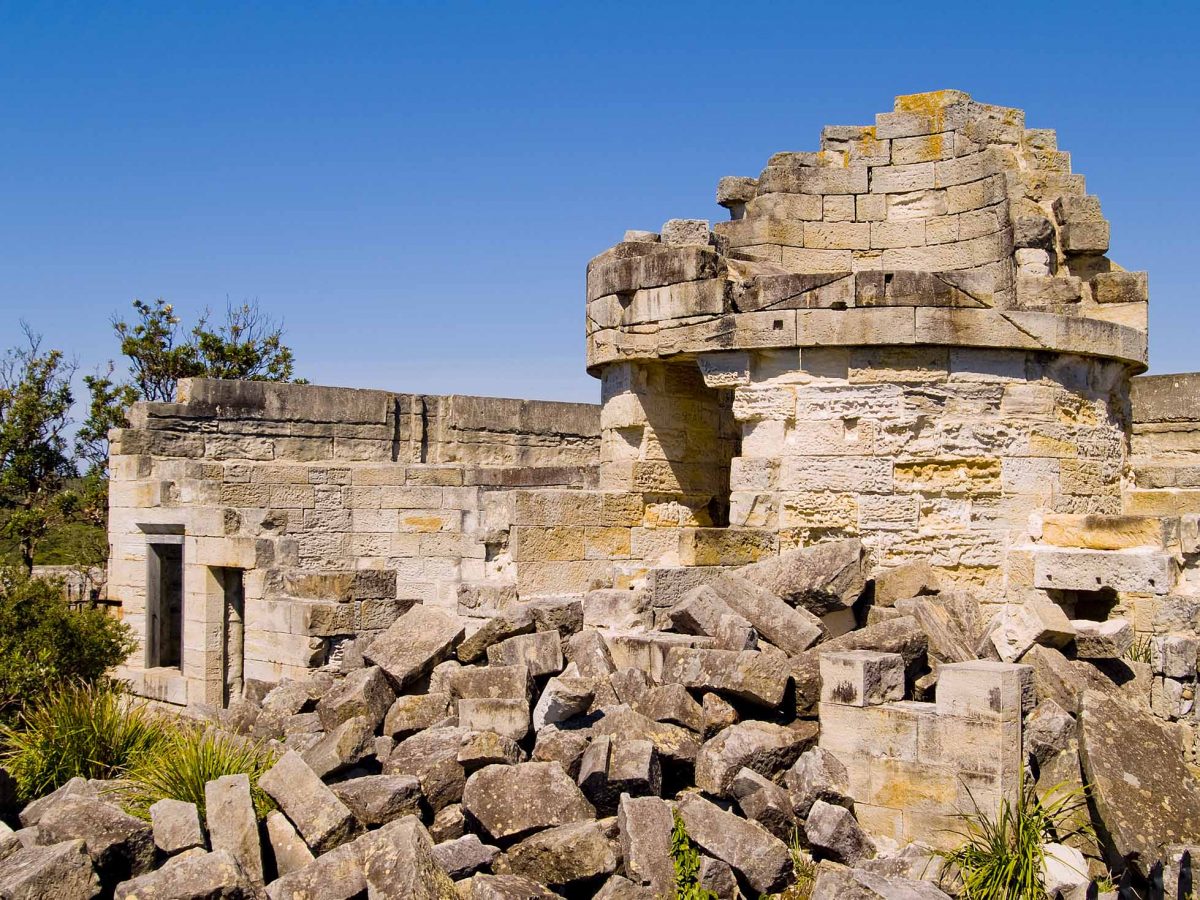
[{"x1": 585, "y1": 90, "x2": 1148, "y2": 599}]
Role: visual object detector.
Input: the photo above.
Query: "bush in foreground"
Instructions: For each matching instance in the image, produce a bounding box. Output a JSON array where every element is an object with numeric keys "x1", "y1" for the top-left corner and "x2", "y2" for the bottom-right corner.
[
  {"x1": 0, "y1": 567, "x2": 136, "y2": 723},
  {"x1": 0, "y1": 679, "x2": 167, "y2": 801}
]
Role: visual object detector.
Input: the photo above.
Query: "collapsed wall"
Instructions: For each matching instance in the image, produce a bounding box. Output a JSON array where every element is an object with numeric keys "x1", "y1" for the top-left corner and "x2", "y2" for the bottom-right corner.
[{"x1": 99, "y1": 91, "x2": 1200, "y2": 894}]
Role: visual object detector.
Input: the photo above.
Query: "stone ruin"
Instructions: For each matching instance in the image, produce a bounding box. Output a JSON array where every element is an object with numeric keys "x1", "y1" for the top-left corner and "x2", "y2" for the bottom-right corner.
[{"x1": 7, "y1": 90, "x2": 1197, "y2": 898}]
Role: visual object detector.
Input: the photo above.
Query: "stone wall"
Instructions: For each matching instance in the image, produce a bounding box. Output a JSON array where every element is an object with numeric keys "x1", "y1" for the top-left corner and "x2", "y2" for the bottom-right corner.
[
  {"x1": 109, "y1": 379, "x2": 600, "y2": 705},
  {"x1": 1129, "y1": 372, "x2": 1200, "y2": 517}
]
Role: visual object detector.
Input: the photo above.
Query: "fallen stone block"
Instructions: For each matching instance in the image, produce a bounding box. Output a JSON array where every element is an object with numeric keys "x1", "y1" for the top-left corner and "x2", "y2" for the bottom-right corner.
[
  {"x1": 430, "y1": 804, "x2": 466, "y2": 843},
  {"x1": 149, "y1": 798, "x2": 205, "y2": 855},
  {"x1": 785, "y1": 747, "x2": 852, "y2": 818},
  {"x1": 264, "y1": 841, "x2": 365, "y2": 900},
  {"x1": 532, "y1": 728, "x2": 592, "y2": 781},
  {"x1": 1071, "y1": 618, "x2": 1133, "y2": 659},
  {"x1": 1033, "y1": 548, "x2": 1175, "y2": 595},
  {"x1": 457, "y1": 731, "x2": 526, "y2": 770},
  {"x1": 873, "y1": 560, "x2": 940, "y2": 607},
  {"x1": 259, "y1": 750, "x2": 358, "y2": 853},
  {"x1": 205, "y1": 773, "x2": 264, "y2": 883},
  {"x1": 0, "y1": 840, "x2": 100, "y2": 900},
  {"x1": 316, "y1": 665, "x2": 394, "y2": 732},
  {"x1": 583, "y1": 589, "x2": 653, "y2": 631},
  {"x1": 468, "y1": 873, "x2": 564, "y2": 898},
  {"x1": 355, "y1": 815, "x2": 456, "y2": 900},
  {"x1": 698, "y1": 856, "x2": 739, "y2": 897},
  {"x1": 364, "y1": 605, "x2": 465, "y2": 690},
  {"x1": 730, "y1": 768, "x2": 796, "y2": 840},
  {"x1": 450, "y1": 664, "x2": 533, "y2": 702},
  {"x1": 385, "y1": 726, "x2": 471, "y2": 813},
  {"x1": 667, "y1": 586, "x2": 750, "y2": 637},
  {"x1": 457, "y1": 698, "x2": 530, "y2": 741},
  {"x1": 565, "y1": 629, "x2": 617, "y2": 677},
  {"x1": 805, "y1": 799, "x2": 874, "y2": 865},
  {"x1": 810, "y1": 864, "x2": 952, "y2": 899},
  {"x1": 115, "y1": 849, "x2": 259, "y2": 899},
  {"x1": 533, "y1": 677, "x2": 594, "y2": 731},
  {"x1": 1152, "y1": 634, "x2": 1198, "y2": 678},
  {"x1": 819, "y1": 650, "x2": 905, "y2": 707},
  {"x1": 593, "y1": 874, "x2": 655, "y2": 899},
  {"x1": 989, "y1": 602, "x2": 1075, "y2": 662},
  {"x1": 265, "y1": 810, "x2": 314, "y2": 878},
  {"x1": 695, "y1": 720, "x2": 817, "y2": 797},
  {"x1": 617, "y1": 795, "x2": 674, "y2": 896},
  {"x1": 676, "y1": 792, "x2": 791, "y2": 895},
  {"x1": 302, "y1": 714, "x2": 375, "y2": 778},
  {"x1": 38, "y1": 796, "x2": 155, "y2": 884},
  {"x1": 738, "y1": 539, "x2": 866, "y2": 614},
  {"x1": 578, "y1": 737, "x2": 661, "y2": 814},
  {"x1": 936, "y1": 659, "x2": 1033, "y2": 720},
  {"x1": 662, "y1": 647, "x2": 789, "y2": 707},
  {"x1": 18, "y1": 776, "x2": 100, "y2": 827},
  {"x1": 701, "y1": 692, "x2": 739, "y2": 739},
  {"x1": 432, "y1": 833, "x2": 499, "y2": 880},
  {"x1": 591, "y1": 704, "x2": 700, "y2": 764},
  {"x1": 462, "y1": 762, "x2": 595, "y2": 841},
  {"x1": 487, "y1": 630, "x2": 564, "y2": 677},
  {"x1": 1079, "y1": 689, "x2": 1200, "y2": 875},
  {"x1": 633, "y1": 683, "x2": 705, "y2": 733},
  {"x1": 1023, "y1": 699, "x2": 1076, "y2": 769},
  {"x1": 457, "y1": 607, "x2": 536, "y2": 664},
  {"x1": 383, "y1": 691, "x2": 452, "y2": 738},
  {"x1": 524, "y1": 597, "x2": 585, "y2": 637},
  {"x1": 710, "y1": 574, "x2": 824, "y2": 655},
  {"x1": 1041, "y1": 842, "x2": 1089, "y2": 900},
  {"x1": 505, "y1": 819, "x2": 619, "y2": 887}
]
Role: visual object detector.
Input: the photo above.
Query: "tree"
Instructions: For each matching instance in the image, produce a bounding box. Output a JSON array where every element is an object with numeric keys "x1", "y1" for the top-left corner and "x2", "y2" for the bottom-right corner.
[
  {"x1": 111, "y1": 297, "x2": 298, "y2": 406},
  {"x1": 0, "y1": 328, "x2": 76, "y2": 573}
]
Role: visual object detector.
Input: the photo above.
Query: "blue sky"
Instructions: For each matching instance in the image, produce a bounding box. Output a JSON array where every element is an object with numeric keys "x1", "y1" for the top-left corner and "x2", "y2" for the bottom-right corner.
[{"x1": 1, "y1": 2, "x2": 1196, "y2": 407}]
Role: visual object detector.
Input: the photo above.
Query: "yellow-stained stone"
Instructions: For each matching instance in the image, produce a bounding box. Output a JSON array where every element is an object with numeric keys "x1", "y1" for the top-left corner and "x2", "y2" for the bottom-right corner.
[
  {"x1": 1041, "y1": 514, "x2": 1168, "y2": 551},
  {"x1": 893, "y1": 458, "x2": 1002, "y2": 494}
]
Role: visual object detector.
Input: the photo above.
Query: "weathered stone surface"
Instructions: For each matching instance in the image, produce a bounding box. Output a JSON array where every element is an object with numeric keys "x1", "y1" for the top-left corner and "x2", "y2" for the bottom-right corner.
[
  {"x1": 874, "y1": 560, "x2": 941, "y2": 607},
  {"x1": 38, "y1": 796, "x2": 155, "y2": 883},
  {"x1": 18, "y1": 776, "x2": 100, "y2": 827},
  {"x1": 532, "y1": 728, "x2": 592, "y2": 780},
  {"x1": 805, "y1": 799, "x2": 874, "y2": 865},
  {"x1": 533, "y1": 677, "x2": 594, "y2": 730},
  {"x1": 667, "y1": 586, "x2": 751, "y2": 639},
  {"x1": 431, "y1": 833, "x2": 498, "y2": 880},
  {"x1": 1024, "y1": 699, "x2": 1076, "y2": 768},
  {"x1": 149, "y1": 798, "x2": 205, "y2": 855},
  {"x1": 386, "y1": 727, "x2": 471, "y2": 813},
  {"x1": 1041, "y1": 842, "x2": 1088, "y2": 900},
  {"x1": 989, "y1": 602, "x2": 1075, "y2": 662},
  {"x1": 302, "y1": 714, "x2": 375, "y2": 778},
  {"x1": 316, "y1": 665, "x2": 394, "y2": 731},
  {"x1": 565, "y1": 629, "x2": 616, "y2": 677},
  {"x1": 364, "y1": 605, "x2": 465, "y2": 690},
  {"x1": 205, "y1": 774, "x2": 264, "y2": 883},
  {"x1": 115, "y1": 849, "x2": 258, "y2": 900},
  {"x1": 819, "y1": 650, "x2": 905, "y2": 707},
  {"x1": 730, "y1": 768, "x2": 796, "y2": 839},
  {"x1": 739, "y1": 539, "x2": 865, "y2": 614},
  {"x1": 617, "y1": 795, "x2": 674, "y2": 896},
  {"x1": 524, "y1": 598, "x2": 584, "y2": 637},
  {"x1": 458, "y1": 697, "x2": 529, "y2": 741},
  {"x1": 579, "y1": 737, "x2": 661, "y2": 814},
  {"x1": 383, "y1": 691, "x2": 452, "y2": 737},
  {"x1": 462, "y1": 762, "x2": 595, "y2": 841},
  {"x1": 593, "y1": 874, "x2": 655, "y2": 899},
  {"x1": 710, "y1": 574, "x2": 824, "y2": 655},
  {"x1": 786, "y1": 747, "x2": 852, "y2": 818},
  {"x1": 1079, "y1": 689, "x2": 1200, "y2": 873},
  {"x1": 695, "y1": 721, "x2": 817, "y2": 797},
  {"x1": 469, "y1": 874, "x2": 564, "y2": 899},
  {"x1": 430, "y1": 804, "x2": 466, "y2": 843},
  {"x1": 676, "y1": 792, "x2": 791, "y2": 895},
  {"x1": 697, "y1": 856, "x2": 738, "y2": 898},
  {"x1": 591, "y1": 704, "x2": 700, "y2": 763},
  {"x1": 633, "y1": 683, "x2": 705, "y2": 732},
  {"x1": 264, "y1": 842, "x2": 365, "y2": 900},
  {"x1": 331, "y1": 774, "x2": 422, "y2": 827},
  {"x1": 265, "y1": 810, "x2": 314, "y2": 878},
  {"x1": 810, "y1": 865, "x2": 953, "y2": 899},
  {"x1": 457, "y1": 730, "x2": 526, "y2": 770},
  {"x1": 662, "y1": 647, "x2": 789, "y2": 707},
  {"x1": 259, "y1": 750, "x2": 357, "y2": 853},
  {"x1": 505, "y1": 819, "x2": 618, "y2": 887},
  {"x1": 701, "y1": 692, "x2": 739, "y2": 739},
  {"x1": 583, "y1": 589, "x2": 652, "y2": 631},
  {"x1": 486, "y1": 631, "x2": 563, "y2": 677},
  {"x1": 355, "y1": 816, "x2": 457, "y2": 899},
  {"x1": 1070, "y1": 618, "x2": 1133, "y2": 659},
  {"x1": 457, "y1": 607, "x2": 536, "y2": 664},
  {"x1": 450, "y1": 665, "x2": 533, "y2": 702},
  {"x1": 0, "y1": 840, "x2": 99, "y2": 900}
]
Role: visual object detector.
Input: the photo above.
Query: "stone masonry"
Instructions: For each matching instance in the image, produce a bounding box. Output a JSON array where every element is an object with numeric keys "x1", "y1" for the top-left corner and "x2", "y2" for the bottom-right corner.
[{"x1": 101, "y1": 92, "x2": 1200, "y2": 887}]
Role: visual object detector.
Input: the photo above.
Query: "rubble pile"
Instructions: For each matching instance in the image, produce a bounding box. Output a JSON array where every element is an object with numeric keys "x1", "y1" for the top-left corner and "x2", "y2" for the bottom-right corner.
[{"x1": 5, "y1": 539, "x2": 1199, "y2": 899}]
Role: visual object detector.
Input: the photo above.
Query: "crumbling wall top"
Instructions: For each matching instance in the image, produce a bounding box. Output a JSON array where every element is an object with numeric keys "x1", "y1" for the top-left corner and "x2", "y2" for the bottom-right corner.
[{"x1": 585, "y1": 90, "x2": 1148, "y2": 374}]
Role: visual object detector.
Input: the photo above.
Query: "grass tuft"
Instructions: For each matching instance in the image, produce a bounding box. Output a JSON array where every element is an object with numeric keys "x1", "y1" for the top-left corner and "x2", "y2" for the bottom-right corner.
[
  {"x1": 670, "y1": 808, "x2": 719, "y2": 900},
  {"x1": 121, "y1": 725, "x2": 277, "y2": 820},
  {"x1": 0, "y1": 679, "x2": 168, "y2": 801}
]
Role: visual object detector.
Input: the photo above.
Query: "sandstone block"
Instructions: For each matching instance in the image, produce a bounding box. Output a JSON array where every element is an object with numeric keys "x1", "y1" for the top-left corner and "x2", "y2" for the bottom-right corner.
[
  {"x1": 634, "y1": 683, "x2": 705, "y2": 733},
  {"x1": 936, "y1": 660, "x2": 1033, "y2": 720},
  {"x1": 364, "y1": 605, "x2": 464, "y2": 690},
  {"x1": 316, "y1": 665, "x2": 394, "y2": 732},
  {"x1": 617, "y1": 795, "x2": 674, "y2": 895},
  {"x1": 450, "y1": 664, "x2": 533, "y2": 701},
  {"x1": 383, "y1": 691, "x2": 453, "y2": 738},
  {"x1": 1151, "y1": 635, "x2": 1199, "y2": 678},
  {"x1": 431, "y1": 833, "x2": 499, "y2": 880},
  {"x1": 265, "y1": 811, "x2": 314, "y2": 878},
  {"x1": 730, "y1": 768, "x2": 796, "y2": 840},
  {"x1": 505, "y1": 819, "x2": 619, "y2": 887},
  {"x1": 469, "y1": 874, "x2": 564, "y2": 898},
  {"x1": 457, "y1": 730, "x2": 526, "y2": 770},
  {"x1": 115, "y1": 849, "x2": 256, "y2": 900},
  {"x1": 819, "y1": 650, "x2": 905, "y2": 707},
  {"x1": 591, "y1": 704, "x2": 700, "y2": 764},
  {"x1": 709, "y1": 574, "x2": 824, "y2": 655},
  {"x1": 259, "y1": 750, "x2": 357, "y2": 853},
  {"x1": 149, "y1": 798, "x2": 205, "y2": 855},
  {"x1": 1034, "y1": 548, "x2": 1175, "y2": 595},
  {"x1": 662, "y1": 647, "x2": 789, "y2": 707},
  {"x1": 696, "y1": 720, "x2": 817, "y2": 798},
  {"x1": 565, "y1": 629, "x2": 617, "y2": 677},
  {"x1": 457, "y1": 607, "x2": 536, "y2": 664},
  {"x1": 302, "y1": 715, "x2": 375, "y2": 778},
  {"x1": 355, "y1": 815, "x2": 457, "y2": 900},
  {"x1": 37, "y1": 797, "x2": 155, "y2": 884},
  {"x1": 462, "y1": 762, "x2": 595, "y2": 841},
  {"x1": 204, "y1": 774, "x2": 264, "y2": 883},
  {"x1": 385, "y1": 727, "x2": 471, "y2": 813},
  {"x1": 676, "y1": 792, "x2": 791, "y2": 895},
  {"x1": 1070, "y1": 618, "x2": 1133, "y2": 659},
  {"x1": 785, "y1": 747, "x2": 852, "y2": 818},
  {"x1": 805, "y1": 799, "x2": 874, "y2": 865},
  {"x1": 738, "y1": 539, "x2": 866, "y2": 614},
  {"x1": 988, "y1": 602, "x2": 1075, "y2": 662},
  {"x1": 457, "y1": 698, "x2": 530, "y2": 741},
  {"x1": 487, "y1": 631, "x2": 563, "y2": 677},
  {"x1": 533, "y1": 677, "x2": 595, "y2": 731}
]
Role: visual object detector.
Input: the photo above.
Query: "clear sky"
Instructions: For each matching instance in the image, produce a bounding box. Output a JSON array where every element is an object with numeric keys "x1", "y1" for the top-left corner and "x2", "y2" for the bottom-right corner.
[{"x1": 1, "y1": 1, "x2": 1196, "y2": 407}]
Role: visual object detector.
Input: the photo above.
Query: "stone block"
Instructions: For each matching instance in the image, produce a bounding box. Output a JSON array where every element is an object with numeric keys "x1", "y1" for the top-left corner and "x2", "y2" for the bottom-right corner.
[
  {"x1": 457, "y1": 698, "x2": 530, "y2": 741},
  {"x1": 265, "y1": 810, "x2": 315, "y2": 877},
  {"x1": 363, "y1": 605, "x2": 464, "y2": 690},
  {"x1": 259, "y1": 750, "x2": 358, "y2": 854},
  {"x1": 675, "y1": 792, "x2": 791, "y2": 895},
  {"x1": 204, "y1": 774, "x2": 264, "y2": 883},
  {"x1": 487, "y1": 630, "x2": 563, "y2": 677},
  {"x1": 1070, "y1": 619, "x2": 1133, "y2": 659},
  {"x1": 1033, "y1": 548, "x2": 1175, "y2": 595},
  {"x1": 819, "y1": 650, "x2": 905, "y2": 707},
  {"x1": 1151, "y1": 635, "x2": 1199, "y2": 679},
  {"x1": 936, "y1": 660, "x2": 1033, "y2": 721},
  {"x1": 695, "y1": 721, "x2": 817, "y2": 797},
  {"x1": 330, "y1": 775, "x2": 422, "y2": 828},
  {"x1": 989, "y1": 602, "x2": 1076, "y2": 662},
  {"x1": 461, "y1": 762, "x2": 595, "y2": 842},
  {"x1": 149, "y1": 798, "x2": 204, "y2": 855}
]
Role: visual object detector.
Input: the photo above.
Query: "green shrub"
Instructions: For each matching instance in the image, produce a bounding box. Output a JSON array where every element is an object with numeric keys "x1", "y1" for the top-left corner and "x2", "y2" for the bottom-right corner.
[
  {"x1": 0, "y1": 568, "x2": 136, "y2": 722},
  {"x1": 1125, "y1": 633, "x2": 1154, "y2": 664},
  {"x1": 123, "y1": 725, "x2": 277, "y2": 820},
  {"x1": 670, "y1": 808, "x2": 718, "y2": 900},
  {"x1": 937, "y1": 780, "x2": 1092, "y2": 900},
  {"x1": 0, "y1": 680, "x2": 168, "y2": 800}
]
